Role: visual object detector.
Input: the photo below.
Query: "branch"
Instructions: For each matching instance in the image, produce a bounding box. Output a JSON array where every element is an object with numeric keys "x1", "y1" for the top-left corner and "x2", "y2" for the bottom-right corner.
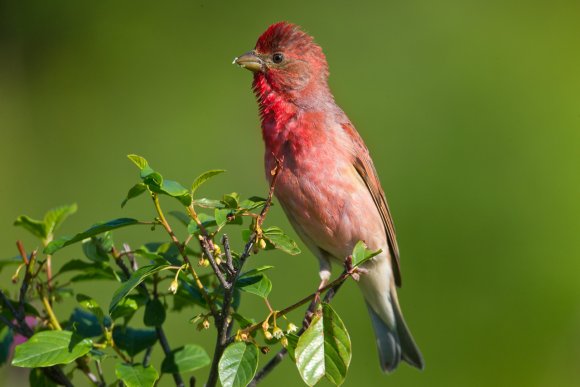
[
  {"x1": 205, "y1": 158, "x2": 283, "y2": 387},
  {"x1": 152, "y1": 193, "x2": 218, "y2": 318}
]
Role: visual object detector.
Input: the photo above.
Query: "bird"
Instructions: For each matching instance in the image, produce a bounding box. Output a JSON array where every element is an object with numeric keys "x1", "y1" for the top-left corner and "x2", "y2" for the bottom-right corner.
[{"x1": 233, "y1": 22, "x2": 424, "y2": 372}]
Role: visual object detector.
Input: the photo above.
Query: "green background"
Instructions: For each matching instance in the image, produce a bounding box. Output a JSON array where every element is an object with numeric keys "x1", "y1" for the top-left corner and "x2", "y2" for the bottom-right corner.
[{"x1": 1, "y1": 1, "x2": 579, "y2": 386}]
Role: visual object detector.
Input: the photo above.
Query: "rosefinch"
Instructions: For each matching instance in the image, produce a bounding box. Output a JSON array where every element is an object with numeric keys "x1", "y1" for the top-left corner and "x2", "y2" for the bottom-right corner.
[{"x1": 234, "y1": 22, "x2": 424, "y2": 372}]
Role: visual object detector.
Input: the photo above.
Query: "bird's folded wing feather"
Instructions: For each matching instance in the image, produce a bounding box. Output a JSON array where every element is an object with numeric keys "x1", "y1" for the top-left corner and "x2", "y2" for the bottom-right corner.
[{"x1": 341, "y1": 123, "x2": 403, "y2": 287}]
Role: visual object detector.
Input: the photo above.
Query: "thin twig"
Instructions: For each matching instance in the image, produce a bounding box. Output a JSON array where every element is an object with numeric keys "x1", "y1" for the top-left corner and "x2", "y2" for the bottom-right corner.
[
  {"x1": 112, "y1": 245, "x2": 185, "y2": 387},
  {"x1": 199, "y1": 238, "x2": 229, "y2": 290},
  {"x1": 153, "y1": 194, "x2": 218, "y2": 318},
  {"x1": 205, "y1": 159, "x2": 283, "y2": 387}
]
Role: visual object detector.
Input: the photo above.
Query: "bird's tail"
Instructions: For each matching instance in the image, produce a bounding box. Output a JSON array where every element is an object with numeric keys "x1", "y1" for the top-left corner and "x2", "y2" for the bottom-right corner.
[{"x1": 360, "y1": 276, "x2": 424, "y2": 372}]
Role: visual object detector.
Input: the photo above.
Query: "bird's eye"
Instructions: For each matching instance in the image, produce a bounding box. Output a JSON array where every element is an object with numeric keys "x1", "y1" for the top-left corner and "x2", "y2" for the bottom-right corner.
[{"x1": 272, "y1": 53, "x2": 284, "y2": 64}]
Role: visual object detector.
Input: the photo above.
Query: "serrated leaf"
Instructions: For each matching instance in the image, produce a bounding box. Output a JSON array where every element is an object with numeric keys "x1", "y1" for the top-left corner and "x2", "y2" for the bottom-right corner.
[
  {"x1": 12, "y1": 330, "x2": 92, "y2": 368},
  {"x1": 295, "y1": 303, "x2": 352, "y2": 386},
  {"x1": 262, "y1": 227, "x2": 301, "y2": 255},
  {"x1": 351, "y1": 241, "x2": 382, "y2": 267},
  {"x1": 191, "y1": 169, "x2": 225, "y2": 196},
  {"x1": 122, "y1": 183, "x2": 147, "y2": 208},
  {"x1": 115, "y1": 363, "x2": 159, "y2": 387},
  {"x1": 112, "y1": 327, "x2": 157, "y2": 357},
  {"x1": 143, "y1": 299, "x2": 166, "y2": 327},
  {"x1": 44, "y1": 203, "x2": 77, "y2": 236},
  {"x1": 127, "y1": 154, "x2": 149, "y2": 170},
  {"x1": 109, "y1": 264, "x2": 170, "y2": 314},
  {"x1": 161, "y1": 344, "x2": 210, "y2": 374},
  {"x1": 236, "y1": 273, "x2": 272, "y2": 299},
  {"x1": 218, "y1": 342, "x2": 259, "y2": 387},
  {"x1": 45, "y1": 218, "x2": 141, "y2": 255},
  {"x1": 14, "y1": 215, "x2": 46, "y2": 239}
]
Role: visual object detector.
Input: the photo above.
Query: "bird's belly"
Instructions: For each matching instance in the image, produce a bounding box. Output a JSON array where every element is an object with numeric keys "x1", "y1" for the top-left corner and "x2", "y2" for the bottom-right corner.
[{"x1": 274, "y1": 157, "x2": 387, "y2": 261}]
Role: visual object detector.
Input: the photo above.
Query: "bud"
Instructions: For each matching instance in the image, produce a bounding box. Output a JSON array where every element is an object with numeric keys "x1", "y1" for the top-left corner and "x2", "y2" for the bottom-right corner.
[
  {"x1": 264, "y1": 330, "x2": 273, "y2": 340},
  {"x1": 168, "y1": 279, "x2": 179, "y2": 294},
  {"x1": 239, "y1": 331, "x2": 248, "y2": 341},
  {"x1": 260, "y1": 346, "x2": 270, "y2": 354},
  {"x1": 215, "y1": 257, "x2": 222, "y2": 265},
  {"x1": 197, "y1": 318, "x2": 210, "y2": 331},
  {"x1": 261, "y1": 320, "x2": 270, "y2": 331},
  {"x1": 272, "y1": 326, "x2": 284, "y2": 339},
  {"x1": 280, "y1": 337, "x2": 289, "y2": 348},
  {"x1": 213, "y1": 245, "x2": 222, "y2": 255},
  {"x1": 201, "y1": 259, "x2": 210, "y2": 267},
  {"x1": 286, "y1": 322, "x2": 298, "y2": 334},
  {"x1": 259, "y1": 238, "x2": 267, "y2": 250}
]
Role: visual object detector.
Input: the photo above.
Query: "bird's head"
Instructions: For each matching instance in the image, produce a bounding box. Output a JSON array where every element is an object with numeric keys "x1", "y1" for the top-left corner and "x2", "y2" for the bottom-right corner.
[{"x1": 234, "y1": 22, "x2": 329, "y2": 100}]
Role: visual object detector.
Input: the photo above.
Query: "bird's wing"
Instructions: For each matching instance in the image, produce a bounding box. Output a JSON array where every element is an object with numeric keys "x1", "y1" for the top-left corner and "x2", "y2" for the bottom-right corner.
[{"x1": 341, "y1": 123, "x2": 402, "y2": 287}]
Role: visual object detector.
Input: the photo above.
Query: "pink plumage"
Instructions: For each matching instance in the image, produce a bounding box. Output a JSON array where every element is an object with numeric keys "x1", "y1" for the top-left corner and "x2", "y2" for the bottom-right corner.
[{"x1": 235, "y1": 22, "x2": 424, "y2": 372}]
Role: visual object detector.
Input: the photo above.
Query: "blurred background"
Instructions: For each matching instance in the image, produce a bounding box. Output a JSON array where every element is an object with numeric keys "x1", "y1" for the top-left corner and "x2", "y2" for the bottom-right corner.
[{"x1": 1, "y1": 1, "x2": 579, "y2": 386}]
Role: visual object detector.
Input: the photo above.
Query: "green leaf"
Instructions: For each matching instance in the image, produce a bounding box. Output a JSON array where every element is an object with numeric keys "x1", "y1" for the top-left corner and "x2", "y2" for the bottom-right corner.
[
  {"x1": 127, "y1": 154, "x2": 149, "y2": 170},
  {"x1": 0, "y1": 324, "x2": 14, "y2": 366},
  {"x1": 236, "y1": 272, "x2": 272, "y2": 299},
  {"x1": 191, "y1": 169, "x2": 225, "y2": 196},
  {"x1": 262, "y1": 227, "x2": 301, "y2": 255},
  {"x1": 295, "y1": 303, "x2": 352, "y2": 386},
  {"x1": 351, "y1": 241, "x2": 382, "y2": 267},
  {"x1": 215, "y1": 208, "x2": 230, "y2": 229},
  {"x1": 115, "y1": 363, "x2": 159, "y2": 387},
  {"x1": 218, "y1": 342, "x2": 259, "y2": 387},
  {"x1": 44, "y1": 203, "x2": 77, "y2": 236},
  {"x1": 161, "y1": 344, "x2": 210, "y2": 374},
  {"x1": 239, "y1": 197, "x2": 267, "y2": 211},
  {"x1": 193, "y1": 198, "x2": 225, "y2": 209},
  {"x1": 82, "y1": 231, "x2": 114, "y2": 262},
  {"x1": 169, "y1": 211, "x2": 190, "y2": 226},
  {"x1": 110, "y1": 294, "x2": 148, "y2": 321},
  {"x1": 67, "y1": 308, "x2": 102, "y2": 338},
  {"x1": 76, "y1": 294, "x2": 105, "y2": 323},
  {"x1": 285, "y1": 332, "x2": 300, "y2": 362},
  {"x1": 222, "y1": 193, "x2": 240, "y2": 209},
  {"x1": 12, "y1": 330, "x2": 92, "y2": 368},
  {"x1": 14, "y1": 215, "x2": 46, "y2": 239},
  {"x1": 158, "y1": 180, "x2": 192, "y2": 206},
  {"x1": 122, "y1": 183, "x2": 147, "y2": 208},
  {"x1": 143, "y1": 299, "x2": 166, "y2": 327},
  {"x1": 112, "y1": 327, "x2": 157, "y2": 357},
  {"x1": 109, "y1": 264, "x2": 170, "y2": 314},
  {"x1": 239, "y1": 266, "x2": 274, "y2": 276},
  {"x1": 29, "y1": 368, "x2": 58, "y2": 387},
  {"x1": 187, "y1": 214, "x2": 217, "y2": 235},
  {"x1": 45, "y1": 218, "x2": 141, "y2": 255}
]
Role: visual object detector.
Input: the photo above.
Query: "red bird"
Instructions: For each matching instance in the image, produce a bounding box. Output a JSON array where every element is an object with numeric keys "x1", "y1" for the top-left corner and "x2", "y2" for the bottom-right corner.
[{"x1": 234, "y1": 22, "x2": 424, "y2": 372}]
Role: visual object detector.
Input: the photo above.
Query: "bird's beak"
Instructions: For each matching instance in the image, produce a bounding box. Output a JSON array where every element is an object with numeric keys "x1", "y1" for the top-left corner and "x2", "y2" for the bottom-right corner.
[{"x1": 233, "y1": 51, "x2": 264, "y2": 73}]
